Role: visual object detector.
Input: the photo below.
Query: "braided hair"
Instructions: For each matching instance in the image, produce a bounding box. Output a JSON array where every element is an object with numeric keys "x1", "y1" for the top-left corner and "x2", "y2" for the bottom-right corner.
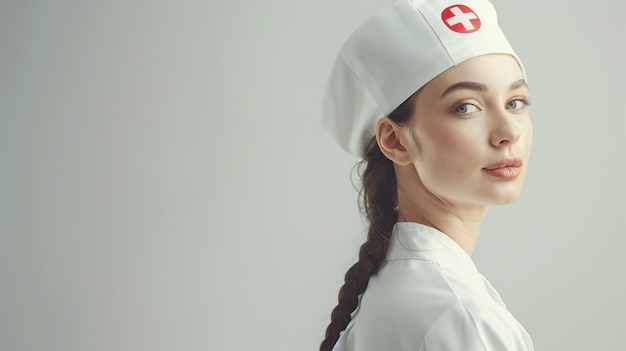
[{"x1": 320, "y1": 92, "x2": 417, "y2": 351}]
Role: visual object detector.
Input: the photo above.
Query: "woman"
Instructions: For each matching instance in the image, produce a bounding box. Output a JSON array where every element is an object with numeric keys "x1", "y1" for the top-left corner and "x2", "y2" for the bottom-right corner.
[{"x1": 320, "y1": 0, "x2": 534, "y2": 350}]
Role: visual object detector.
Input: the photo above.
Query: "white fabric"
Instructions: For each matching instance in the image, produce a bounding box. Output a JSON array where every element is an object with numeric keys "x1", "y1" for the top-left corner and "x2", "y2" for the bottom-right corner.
[
  {"x1": 332, "y1": 222, "x2": 534, "y2": 351},
  {"x1": 322, "y1": 0, "x2": 525, "y2": 157}
]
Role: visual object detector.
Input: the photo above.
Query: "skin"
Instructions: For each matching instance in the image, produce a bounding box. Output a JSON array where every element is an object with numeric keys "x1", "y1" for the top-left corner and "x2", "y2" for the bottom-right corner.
[{"x1": 376, "y1": 54, "x2": 533, "y2": 256}]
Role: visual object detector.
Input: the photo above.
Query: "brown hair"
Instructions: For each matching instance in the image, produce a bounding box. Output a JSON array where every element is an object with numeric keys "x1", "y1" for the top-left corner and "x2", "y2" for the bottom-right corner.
[{"x1": 319, "y1": 92, "x2": 418, "y2": 351}]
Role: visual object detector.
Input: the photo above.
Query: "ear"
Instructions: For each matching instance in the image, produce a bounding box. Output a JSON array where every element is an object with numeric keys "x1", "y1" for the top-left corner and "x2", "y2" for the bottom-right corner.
[{"x1": 376, "y1": 117, "x2": 414, "y2": 166}]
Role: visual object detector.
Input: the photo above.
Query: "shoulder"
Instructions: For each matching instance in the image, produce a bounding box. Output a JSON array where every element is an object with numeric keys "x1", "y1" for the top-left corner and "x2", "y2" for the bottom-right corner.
[
  {"x1": 346, "y1": 260, "x2": 466, "y2": 347},
  {"x1": 420, "y1": 300, "x2": 534, "y2": 351},
  {"x1": 338, "y1": 262, "x2": 533, "y2": 351},
  {"x1": 364, "y1": 259, "x2": 465, "y2": 324}
]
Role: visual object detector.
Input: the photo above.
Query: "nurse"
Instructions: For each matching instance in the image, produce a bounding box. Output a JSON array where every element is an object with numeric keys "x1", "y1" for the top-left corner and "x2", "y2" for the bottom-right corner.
[{"x1": 320, "y1": 0, "x2": 534, "y2": 350}]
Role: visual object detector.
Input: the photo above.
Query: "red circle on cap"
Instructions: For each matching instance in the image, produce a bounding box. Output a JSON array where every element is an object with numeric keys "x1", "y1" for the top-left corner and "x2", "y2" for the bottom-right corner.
[{"x1": 441, "y1": 4, "x2": 481, "y2": 34}]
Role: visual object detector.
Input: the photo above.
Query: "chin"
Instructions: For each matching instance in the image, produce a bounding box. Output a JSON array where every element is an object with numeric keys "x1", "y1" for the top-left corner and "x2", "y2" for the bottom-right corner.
[
  {"x1": 486, "y1": 190, "x2": 523, "y2": 205},
  {"x1": 492, "y1": 197, "x2": 518, "y2": 205},
  {"x1": 482, "y1": 178, "x2": 526, "y2": 205}
]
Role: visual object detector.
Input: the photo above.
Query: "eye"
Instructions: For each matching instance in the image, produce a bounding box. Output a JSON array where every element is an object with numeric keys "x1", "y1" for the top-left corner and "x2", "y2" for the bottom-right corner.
[
  {"x1": 507, "y1": 97, "x2": 532, "y2": 110},
  {"x1": 455, "y1": 103, "x2": 480, "y2": 115}
]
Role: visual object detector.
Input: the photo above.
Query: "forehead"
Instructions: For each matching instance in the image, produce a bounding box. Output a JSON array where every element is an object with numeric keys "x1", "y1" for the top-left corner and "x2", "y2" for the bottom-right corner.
[{"x1": 423, "y1": 54, "x2": 526, "y2": 95}]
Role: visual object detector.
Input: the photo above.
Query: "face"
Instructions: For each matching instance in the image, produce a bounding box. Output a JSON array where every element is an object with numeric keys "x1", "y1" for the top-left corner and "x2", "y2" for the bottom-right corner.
[{"x1": 405, "y1": 54, "x2": 532, "y2": 206}]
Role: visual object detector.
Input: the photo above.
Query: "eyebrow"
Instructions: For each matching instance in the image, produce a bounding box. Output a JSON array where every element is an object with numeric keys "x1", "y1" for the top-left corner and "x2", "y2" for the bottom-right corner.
[{"x1": 439, "y1": 79, "x2": 528, "y2": 99}]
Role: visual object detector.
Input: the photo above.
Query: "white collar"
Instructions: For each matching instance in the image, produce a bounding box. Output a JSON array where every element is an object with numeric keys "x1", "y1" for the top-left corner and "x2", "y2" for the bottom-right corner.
[
  {"x1": 385, "y1": 222, "x2": 507, "y2": 307},
  {"x1": 385, "y1": 222, "x2": 479, "y2": 277}
]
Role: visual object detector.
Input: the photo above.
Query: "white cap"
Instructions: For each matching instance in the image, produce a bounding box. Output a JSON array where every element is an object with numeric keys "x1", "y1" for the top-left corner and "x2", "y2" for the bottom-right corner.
[{"x1": 322, "y1": 0, "x2": 525, "y2": 157}]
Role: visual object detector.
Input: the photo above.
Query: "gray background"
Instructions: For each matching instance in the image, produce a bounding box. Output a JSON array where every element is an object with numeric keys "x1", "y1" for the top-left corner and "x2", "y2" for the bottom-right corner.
[{"x1": 1, "y1": 0, "x2": 624, "y2": 350}]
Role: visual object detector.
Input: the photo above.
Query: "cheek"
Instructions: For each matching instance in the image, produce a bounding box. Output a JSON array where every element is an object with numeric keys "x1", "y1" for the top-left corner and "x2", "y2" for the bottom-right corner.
[
  {"x1": 525, "y1": 118, "x2": 534, "y2": 151},
  {"x1": 414, "y1": 124, "x2": 482, "y2": 180}
]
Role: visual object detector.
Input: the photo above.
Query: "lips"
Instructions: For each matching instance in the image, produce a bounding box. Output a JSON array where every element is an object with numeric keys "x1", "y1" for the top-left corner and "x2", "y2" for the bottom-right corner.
[
  {"x1": 483, "y1": 158, "x2": 523, "y2": 170},
  {"x1": 482, "y1": 158, "x2": 523, "y2": 179}
]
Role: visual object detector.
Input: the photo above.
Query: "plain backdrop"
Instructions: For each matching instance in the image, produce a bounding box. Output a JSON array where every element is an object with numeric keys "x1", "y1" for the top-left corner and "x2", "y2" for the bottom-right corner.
[{"x1": 1, "y1": 0, "x2": 625, "y2": 350}]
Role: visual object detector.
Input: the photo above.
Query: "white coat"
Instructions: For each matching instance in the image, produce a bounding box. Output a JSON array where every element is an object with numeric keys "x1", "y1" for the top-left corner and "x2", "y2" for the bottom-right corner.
[{"x1": 333, "y1": 222, "x2": 534, "y2": 351}]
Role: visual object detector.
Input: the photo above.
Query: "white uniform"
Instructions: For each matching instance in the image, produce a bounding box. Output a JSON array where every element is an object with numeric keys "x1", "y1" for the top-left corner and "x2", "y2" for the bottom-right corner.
[{"x1": 333, "y1": 222, "x2": 534, "y2": 351}]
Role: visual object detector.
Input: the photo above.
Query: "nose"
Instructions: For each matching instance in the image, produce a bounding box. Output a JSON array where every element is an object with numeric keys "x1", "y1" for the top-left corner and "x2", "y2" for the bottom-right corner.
[{"x1": 489, "y1": 109, "x2": 521, "y2": 147}]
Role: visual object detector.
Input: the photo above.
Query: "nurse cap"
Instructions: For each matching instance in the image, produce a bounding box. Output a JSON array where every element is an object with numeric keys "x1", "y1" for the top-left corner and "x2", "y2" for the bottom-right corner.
[{"x1": 322, "y1": 0, "x2": 525, "y2": 157}]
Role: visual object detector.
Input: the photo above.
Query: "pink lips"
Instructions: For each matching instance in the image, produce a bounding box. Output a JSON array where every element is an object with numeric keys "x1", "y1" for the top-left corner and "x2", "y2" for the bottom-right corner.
[{"x1": 482, "y1": 158, "x2": 523, "y2": 179}]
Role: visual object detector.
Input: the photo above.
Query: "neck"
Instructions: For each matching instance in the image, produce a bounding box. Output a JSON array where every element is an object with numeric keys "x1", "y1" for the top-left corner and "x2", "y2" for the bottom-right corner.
[{"x1": 395, "y1": 167, "x2": 487, "y2": 256}]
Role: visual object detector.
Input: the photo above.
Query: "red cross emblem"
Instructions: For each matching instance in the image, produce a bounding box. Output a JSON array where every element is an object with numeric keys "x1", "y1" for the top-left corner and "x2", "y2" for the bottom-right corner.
[{"x1": 441, "y1": 5, "x2": 481, "y2": 34}]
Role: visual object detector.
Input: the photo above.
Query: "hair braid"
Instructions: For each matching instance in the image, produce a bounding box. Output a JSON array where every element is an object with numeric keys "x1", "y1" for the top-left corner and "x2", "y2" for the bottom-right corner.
[{"x1": 320, "y1": 93, "x2": 417, "y2": 351}]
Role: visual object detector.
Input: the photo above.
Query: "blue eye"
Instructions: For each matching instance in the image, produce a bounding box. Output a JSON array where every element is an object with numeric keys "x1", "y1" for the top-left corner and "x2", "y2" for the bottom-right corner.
[
  {"x1": 507, "y1": 97, "x2": 531, "y2": 110},
  {"x1": 455, "y1": 103, "x2": 479, "y2": 114}
]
